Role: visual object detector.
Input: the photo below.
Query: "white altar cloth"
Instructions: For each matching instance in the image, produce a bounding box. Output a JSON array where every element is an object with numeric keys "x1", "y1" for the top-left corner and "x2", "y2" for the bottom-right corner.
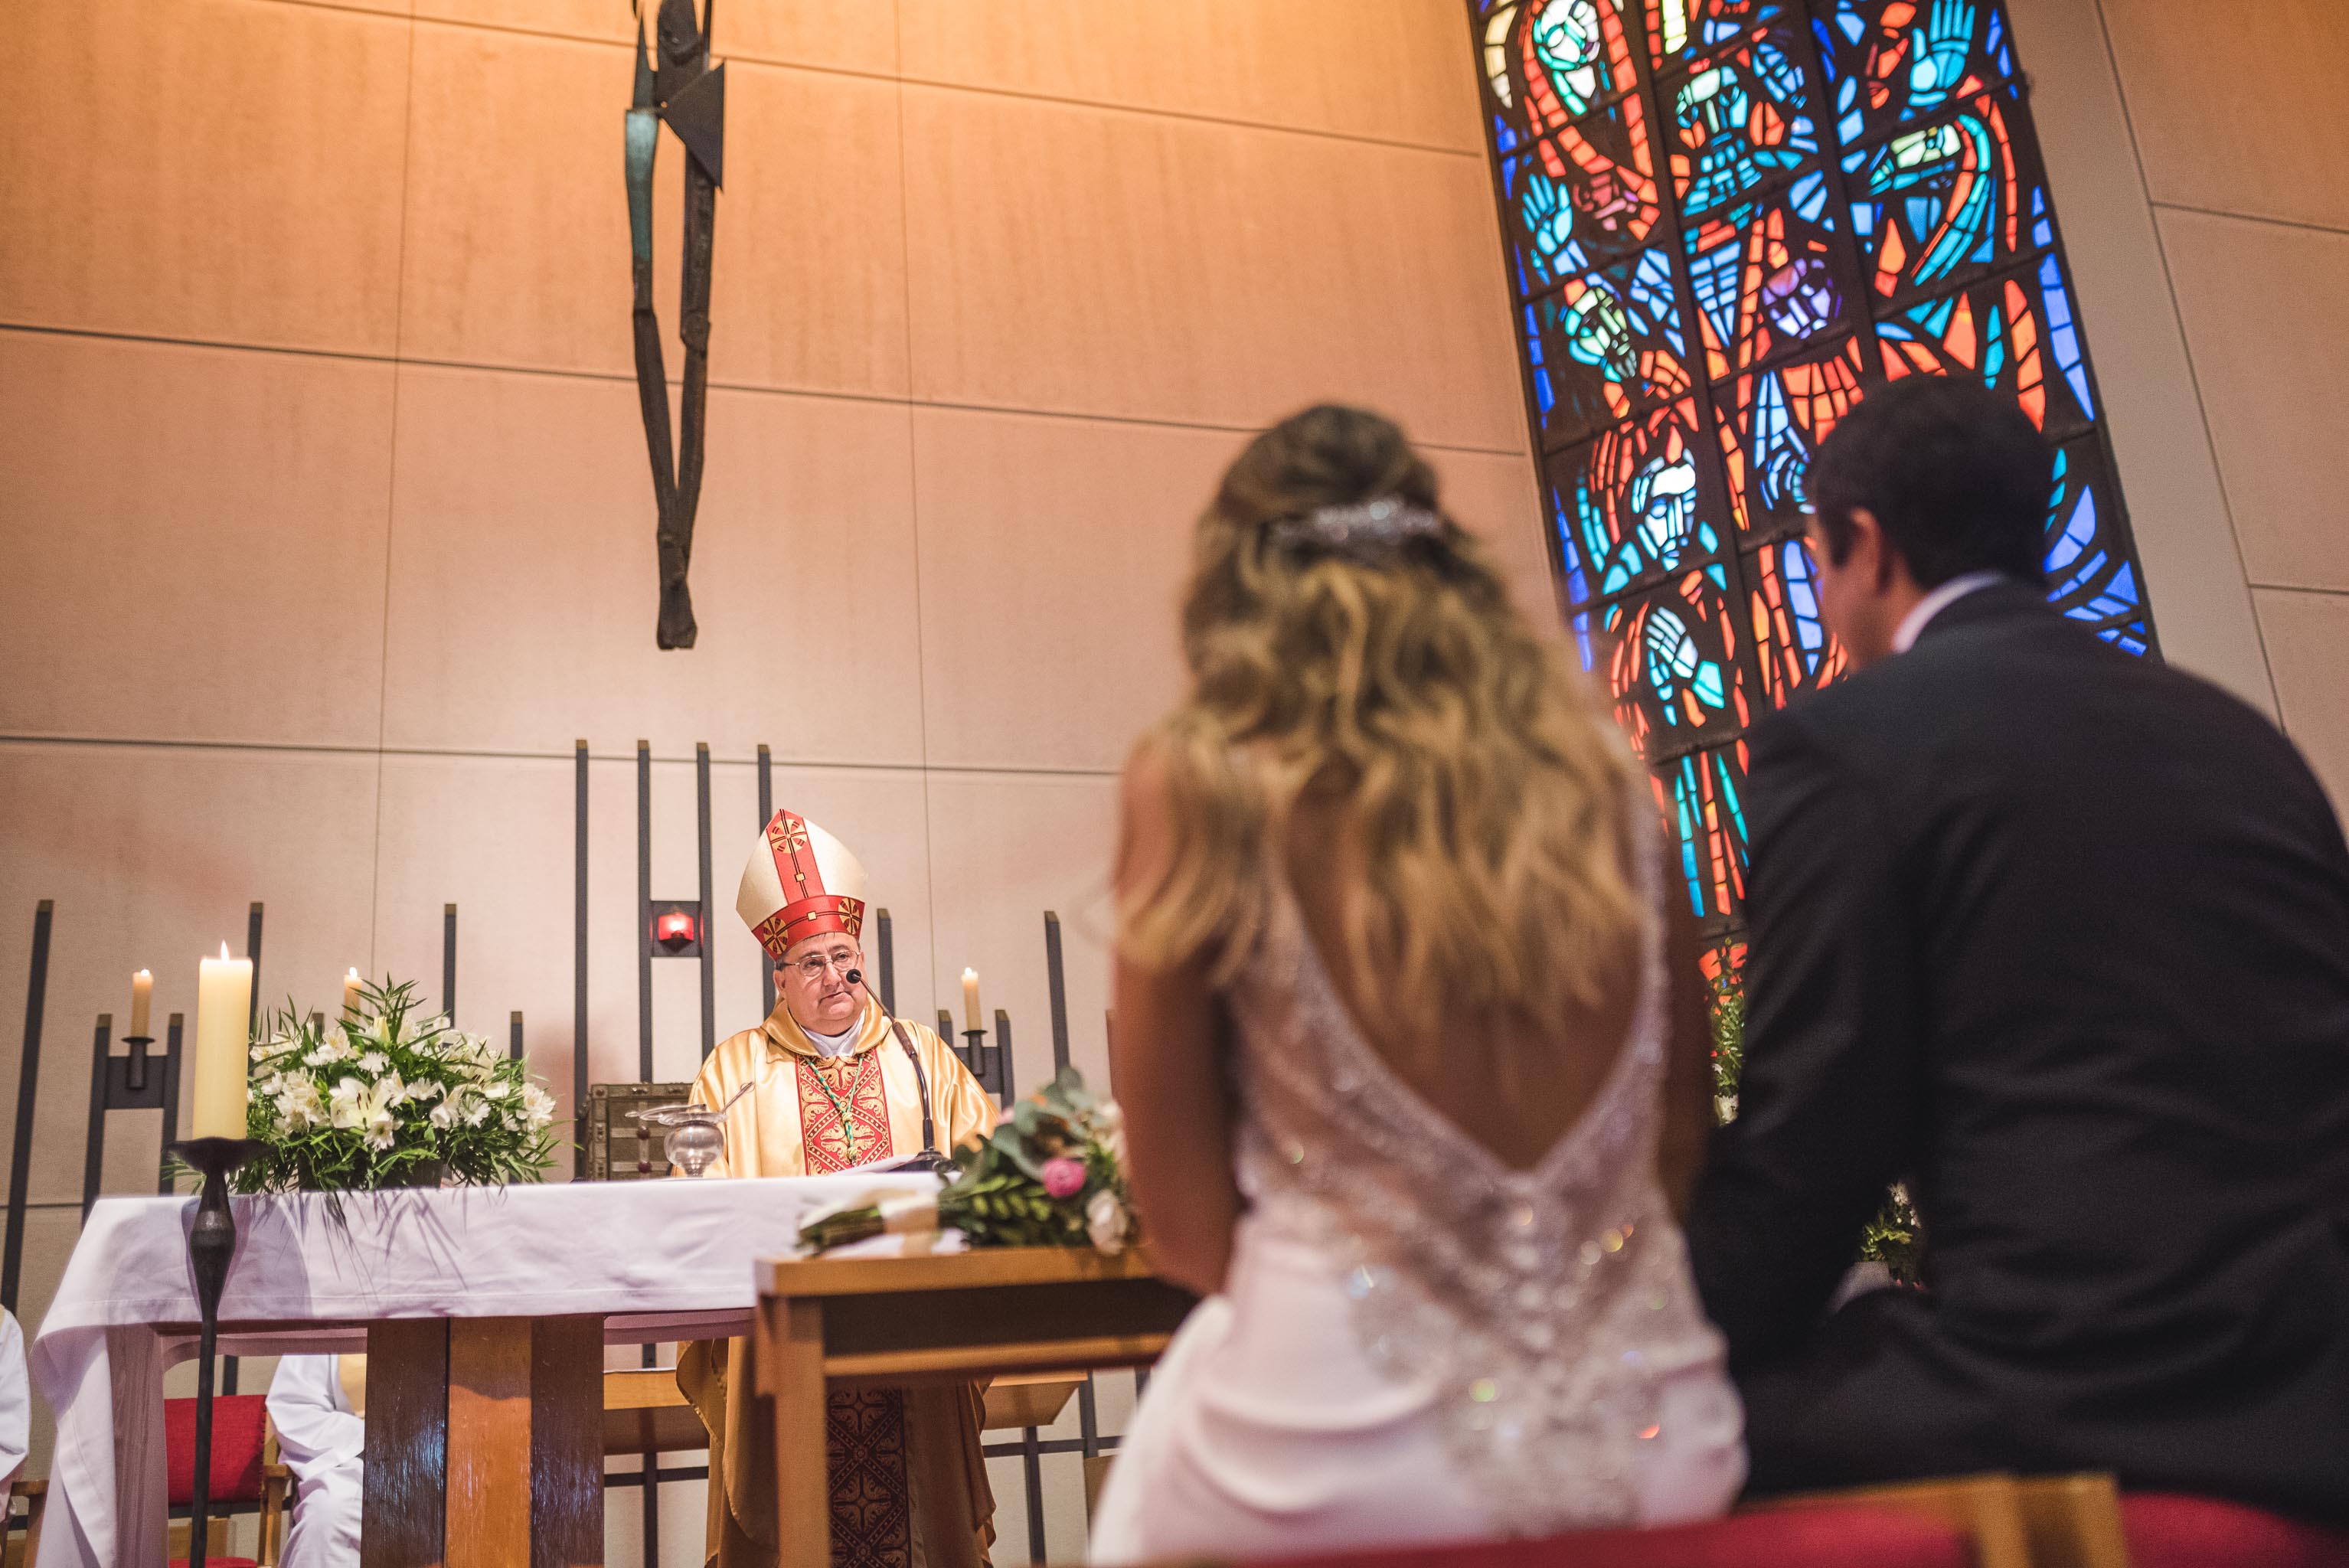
[{"x1": 31, "y1": 1173, "x2": 936, "y2": 1568}]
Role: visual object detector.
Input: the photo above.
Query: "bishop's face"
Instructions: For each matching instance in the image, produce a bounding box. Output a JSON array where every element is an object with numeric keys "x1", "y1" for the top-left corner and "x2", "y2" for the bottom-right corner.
[{"x1": 778, "y1": 934, "x2": 865, "y2": 1036}]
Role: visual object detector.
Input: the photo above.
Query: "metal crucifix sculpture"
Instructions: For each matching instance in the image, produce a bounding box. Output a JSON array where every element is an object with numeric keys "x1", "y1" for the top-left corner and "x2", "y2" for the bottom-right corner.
[{"x1": 626, "y1": 0, "x2": 726, "y2": 649}]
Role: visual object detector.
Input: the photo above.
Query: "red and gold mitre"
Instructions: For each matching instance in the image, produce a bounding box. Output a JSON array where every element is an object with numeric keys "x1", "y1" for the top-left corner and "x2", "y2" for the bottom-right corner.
[{"x1": 737, "y1": 808, "x2": 869, "y2": 960}]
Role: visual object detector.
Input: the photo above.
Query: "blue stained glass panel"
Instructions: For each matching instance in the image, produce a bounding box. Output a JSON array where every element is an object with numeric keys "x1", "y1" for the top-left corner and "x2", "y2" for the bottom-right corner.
[
  {"x1": 1717, "y1": 338, "x2": 1868, "y2": 539},
  {"x1": 1508, "y1": 108, "x2": 1666, "y2": 288},
  {"x1": 1683, "y1": 174, "x2": 1849, "y2": 378},
  {"x1": 1843, "y1": 91, "x2": 2052, "y2": 305},
  {"x1": 1470, "y1": 0, "x2": 2155, "y2": 931},
  {"x1": 1547, "y1": 400, "x2": 1726, "y2": 599},
  {"x1": 1815, "y1": 0, "x2": 2017, "y2": 143},
  {"x1": 1876, "y1": 260, "x2": 2096, "y2": 439},
  {"x1": 1527, "y1": 253, "x2": 1694, "y2": 444},
  {"x1": 1645, "y1": 0, "x2": 1789, "y2": 74},
  {"x1": 2042, "y1": 438, "x2": 2149, "y2": 656},
  {"x1": 1665, "y1": 28, "x2": 1819, "y2": 218}
]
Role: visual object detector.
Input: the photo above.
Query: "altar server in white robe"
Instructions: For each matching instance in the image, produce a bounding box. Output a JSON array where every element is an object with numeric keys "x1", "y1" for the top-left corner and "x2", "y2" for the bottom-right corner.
[
  {"x1": 0, "y1": 1308, "x2": 28, "y2": 1491},
  {"x1": 680, "y1": 807, "x2": 1000, "y2": 1568},
  {"x1": 267, "y1": 1355, "x2": 364, "y2": 1567}
]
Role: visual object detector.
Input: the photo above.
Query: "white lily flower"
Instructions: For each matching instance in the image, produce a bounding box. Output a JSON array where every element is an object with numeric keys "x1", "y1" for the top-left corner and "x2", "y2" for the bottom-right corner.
[
  {"x1": 328, "y1": 1076, "x2": 370, "y2": 1129},
  {"x1": 1085, "y1": 1190, "x2": 1131, "y2": 1256}
]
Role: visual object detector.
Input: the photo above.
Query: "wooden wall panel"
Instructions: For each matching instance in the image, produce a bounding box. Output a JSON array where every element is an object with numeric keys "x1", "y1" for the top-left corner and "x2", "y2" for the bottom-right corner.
[
  {"x1": 378, "y1": 365, "x2": 924, "y2": 763},
  {"x1": 398, "y1": 24, "x2": 649, "y2": 377},
  {"x1": 2100, "y1": 0, "x2": 2349, "y2": 232},
  {"x1": 1999, "y1": 0, "x2": 2276, "y2": 714},
  {"x1": 413, "y1": 0, "x2": 900, "y2": 74},
  {"x1": 910, "y1": 410, "x2": 1562, "y2": 774},
  {"x1": 0, "y1": 741, "x2": 380, "y2": 1204},
  {"x1": 2159, "y1": 211, "x2": 2349, "y2": 593},
  {"x1": 922, "y1": 774, "x2": 1120, "y2": 1099},
  {"x1": 900, "y1": 87, "x2": 1523, "y2": 452},
  {"x1": 897, "y1": 0, "x2": 1482, "y2": 152},
  {"x1": 910, "y1": 410, "x2": 1216, "y2": 772},
  {"x1": 399, "y1": 25, "x2": 908, "y2": 394},
  {"x1": 0, "y1": 0, "x2": 409, "y2": 354},
  {"x1": 1431, "y1": 447, "x2": 1557, "y2": 630},
  {"x1": 704, "y1": 62, "x2": 912, "y2": 398},
  {"x1": 2253, "y1": 589, "x2": 2349, "y2": 814},
  {"x1": 0, "y1": 332, "x2": 395, "y2": 747}
]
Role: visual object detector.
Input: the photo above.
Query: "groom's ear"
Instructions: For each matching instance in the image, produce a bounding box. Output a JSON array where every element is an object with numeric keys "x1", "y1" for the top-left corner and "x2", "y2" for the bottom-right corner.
[{"x1": 1841, "y1": 507, "x2": 1900, "y2": 593}]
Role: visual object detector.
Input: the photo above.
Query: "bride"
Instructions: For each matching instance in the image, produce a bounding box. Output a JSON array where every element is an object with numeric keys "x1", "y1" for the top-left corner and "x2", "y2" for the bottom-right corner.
[{"x1": 1090, "y1": 406, "x2": 1746, "y2": 1561}]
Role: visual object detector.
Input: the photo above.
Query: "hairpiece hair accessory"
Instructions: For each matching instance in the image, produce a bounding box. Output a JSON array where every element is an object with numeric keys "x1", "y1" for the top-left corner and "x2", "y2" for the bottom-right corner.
[{"x1": 1273, "y1": 497, "x2": 1445, "y2": 552}]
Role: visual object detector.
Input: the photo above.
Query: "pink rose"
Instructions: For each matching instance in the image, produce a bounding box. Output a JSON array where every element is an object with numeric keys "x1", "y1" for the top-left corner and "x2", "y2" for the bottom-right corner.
[{"x1": 1041, "y1": 1157, "x2": 1086, "y2": 1199}]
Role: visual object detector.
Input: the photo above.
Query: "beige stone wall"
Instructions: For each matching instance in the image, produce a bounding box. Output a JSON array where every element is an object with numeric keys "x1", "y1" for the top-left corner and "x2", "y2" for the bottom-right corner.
[
  {"x1": 2098, "y1": 0, "x2": 2349, "y2": 805},
  {"x1": 2010, "y1": 0, "x2": 2349, "y2": 794},
  {"x1": 0, "y1": 0, "x2": 1542, "y2": 1557}
]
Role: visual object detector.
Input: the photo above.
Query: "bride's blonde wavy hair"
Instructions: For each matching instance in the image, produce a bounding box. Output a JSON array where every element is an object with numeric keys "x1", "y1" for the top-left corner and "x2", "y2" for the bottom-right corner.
[{"x1": 1120, "y1": 404, "x2": 1644, "y2": 1040}]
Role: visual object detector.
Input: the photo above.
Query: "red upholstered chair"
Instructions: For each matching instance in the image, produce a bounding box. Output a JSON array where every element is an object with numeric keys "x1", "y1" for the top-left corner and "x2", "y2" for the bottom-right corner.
[
  {"x1": 1244, "y1": 1507, "x2": 1971, "y2": 1568},
  {"x1": 2121, "y1": 1493, "x2": 2349, "y2": 1568},
  {"x1": 162, "y1": 1393, "x2": 270, "y2": 1568}
]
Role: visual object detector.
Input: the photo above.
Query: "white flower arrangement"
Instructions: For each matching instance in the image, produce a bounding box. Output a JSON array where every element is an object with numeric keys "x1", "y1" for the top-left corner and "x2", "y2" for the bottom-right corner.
[{"x1": 231, "y1": 978, "x2": 560, "y2": 1194}]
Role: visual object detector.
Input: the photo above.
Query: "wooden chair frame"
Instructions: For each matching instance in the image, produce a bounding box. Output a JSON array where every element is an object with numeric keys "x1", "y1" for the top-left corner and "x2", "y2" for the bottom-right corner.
[
  {"x1": 1751, "y1": 1471, "x2": 2132, "y2": 1568},
  {"x1": 8, "y1": 1417, "x2": 291, "y2": 1568}
]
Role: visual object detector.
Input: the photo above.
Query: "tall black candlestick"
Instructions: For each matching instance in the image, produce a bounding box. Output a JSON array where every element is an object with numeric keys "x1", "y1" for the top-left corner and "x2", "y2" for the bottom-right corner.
[{"x1": 166, "y1": 1136, "x2": 268, "y2": 1568}]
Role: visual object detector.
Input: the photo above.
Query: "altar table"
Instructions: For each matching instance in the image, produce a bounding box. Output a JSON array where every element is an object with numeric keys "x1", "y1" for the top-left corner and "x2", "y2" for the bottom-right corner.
[
  {"x1": 755, "y1": 1248, "x2": 1197, "y2": 1568},
  {"x1": 30, "y1": 1173, "x2": 936, "y2": 1568}
]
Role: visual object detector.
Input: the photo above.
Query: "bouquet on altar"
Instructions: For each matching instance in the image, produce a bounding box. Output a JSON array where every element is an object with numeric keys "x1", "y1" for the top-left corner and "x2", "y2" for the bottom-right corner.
[
  {"x1": 229, "y1": 978, "x2": 560, "y2": 1196},
  {"x1": 799, "y1": 1067, "x2": 1137, "y2": 1256}
]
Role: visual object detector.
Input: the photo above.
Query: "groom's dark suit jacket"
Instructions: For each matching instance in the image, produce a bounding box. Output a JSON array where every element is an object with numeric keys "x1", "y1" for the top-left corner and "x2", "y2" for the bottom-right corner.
[{"x1": 1685, "y1": 582, "x2": 2349, "y2": 1521}]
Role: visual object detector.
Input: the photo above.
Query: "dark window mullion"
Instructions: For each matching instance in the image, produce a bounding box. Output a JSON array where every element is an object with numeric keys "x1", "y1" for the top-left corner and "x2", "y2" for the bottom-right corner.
[
  {"x1": 1794, "y1": 0, "x2": 1888, "y2": 387},
  {"x1": 1625, "y1": 27, "x2": 1774, "y2": 768},
  {"x1": 1469, "y1": 24, "x2": 1575, "y2": 608}
]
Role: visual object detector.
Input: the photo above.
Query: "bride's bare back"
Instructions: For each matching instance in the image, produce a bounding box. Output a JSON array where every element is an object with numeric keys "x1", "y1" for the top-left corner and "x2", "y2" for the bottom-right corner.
[{"x1": 1281, "y1": 786, "x2": 1645, "y2": 1172}]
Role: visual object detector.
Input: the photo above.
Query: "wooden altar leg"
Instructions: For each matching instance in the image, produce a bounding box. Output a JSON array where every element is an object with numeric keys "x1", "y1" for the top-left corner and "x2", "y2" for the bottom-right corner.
[
  {"x1": 528, "y1": 1314, "x2": 606, "y2": 1568},
  {"x1": 761, "y1": 1295, "x2": 831, "y2": 1568},
  {"x1": 361, "y1": 1315, "x2": 606, "y2": 1568},
  {"x1": 363, "y1": 1319, "x2": 450, "y2": 1568},
  {"x1": 447, "y1": 1318, "x2": 531, "y2": 1567}
]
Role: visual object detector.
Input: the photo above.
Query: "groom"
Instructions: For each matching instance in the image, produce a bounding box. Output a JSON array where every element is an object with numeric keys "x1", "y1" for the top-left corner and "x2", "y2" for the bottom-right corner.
[{"x1": 1684, "y1": 376, "x2": 2349, "y2": 1522}]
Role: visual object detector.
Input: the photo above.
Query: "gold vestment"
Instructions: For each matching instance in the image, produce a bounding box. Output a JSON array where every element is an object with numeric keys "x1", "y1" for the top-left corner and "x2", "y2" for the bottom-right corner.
[{"x1": 677, "y1": 999, "x2": 998, "y2": 1568}]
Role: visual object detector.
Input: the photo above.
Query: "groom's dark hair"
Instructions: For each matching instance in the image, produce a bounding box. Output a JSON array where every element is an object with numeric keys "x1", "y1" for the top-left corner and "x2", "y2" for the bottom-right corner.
[{"x1": 1807, "y1": 375, "x2": 2053, "y2": 589}]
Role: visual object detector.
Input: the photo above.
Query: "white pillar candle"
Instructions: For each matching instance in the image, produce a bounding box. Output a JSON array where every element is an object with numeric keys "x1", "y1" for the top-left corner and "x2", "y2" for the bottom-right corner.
[
  {"x1": 193, "y1": 943, "x2": 254, "y2": 1140},
  {"x1": 129, "y1": 970, "x2": 153, "y2": 1039},
  {"x1": 341, "y1": 969, "x2": 363, "y2": 1023},
  {"x1": 962, "y1": 968, "x2": 982, "y2": 1033}
]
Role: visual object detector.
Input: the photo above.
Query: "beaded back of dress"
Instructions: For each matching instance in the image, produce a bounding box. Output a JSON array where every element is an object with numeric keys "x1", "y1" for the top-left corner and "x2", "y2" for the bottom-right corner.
[{"x1": 1224, "y1": 805, "x2": 1726, "y2": 1536}]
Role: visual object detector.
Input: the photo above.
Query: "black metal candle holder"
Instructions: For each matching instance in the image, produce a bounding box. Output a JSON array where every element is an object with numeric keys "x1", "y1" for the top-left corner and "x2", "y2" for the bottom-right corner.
[
  {"x1": 959, "y1": 1027, "x2": 1001, "y2": 1101},
  {"x1": 167, "y1": 1135, "x2": 269, "y2": 1568}
]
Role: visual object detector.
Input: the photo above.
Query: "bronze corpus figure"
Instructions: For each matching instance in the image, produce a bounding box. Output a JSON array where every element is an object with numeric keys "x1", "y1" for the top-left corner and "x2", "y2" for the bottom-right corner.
[{"x1": 626, "y1": 0, "x2": 726, "y2": 648}]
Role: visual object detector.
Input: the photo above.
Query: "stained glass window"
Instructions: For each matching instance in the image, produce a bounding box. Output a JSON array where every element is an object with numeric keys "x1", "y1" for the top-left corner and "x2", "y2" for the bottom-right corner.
[{"x1": 1470, "y1": 0, "x2": 2156, "y2": 947}]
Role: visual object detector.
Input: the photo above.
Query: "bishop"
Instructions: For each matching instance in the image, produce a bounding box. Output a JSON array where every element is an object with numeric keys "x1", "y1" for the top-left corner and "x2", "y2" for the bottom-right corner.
[{"x1": 678, "y1": 808, "x2": 998, "y2": 1568}]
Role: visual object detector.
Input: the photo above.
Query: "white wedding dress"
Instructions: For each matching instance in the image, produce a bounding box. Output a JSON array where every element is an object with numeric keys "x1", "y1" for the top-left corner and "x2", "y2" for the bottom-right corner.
[{"x1": 1090, "y1": 845, "x2": 1746, "y2": 1561}]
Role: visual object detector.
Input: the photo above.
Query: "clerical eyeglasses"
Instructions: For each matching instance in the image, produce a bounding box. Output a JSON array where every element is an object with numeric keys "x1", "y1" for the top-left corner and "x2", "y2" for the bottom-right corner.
[{"x1": 786, "y1": 949, "x2": 861, "y2": 979}]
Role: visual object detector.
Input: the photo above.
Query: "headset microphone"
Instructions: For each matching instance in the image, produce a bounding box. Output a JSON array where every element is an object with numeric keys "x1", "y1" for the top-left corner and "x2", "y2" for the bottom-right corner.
[{"x1": 848, "y1": 969, "x2": 952, "y2": 1174}]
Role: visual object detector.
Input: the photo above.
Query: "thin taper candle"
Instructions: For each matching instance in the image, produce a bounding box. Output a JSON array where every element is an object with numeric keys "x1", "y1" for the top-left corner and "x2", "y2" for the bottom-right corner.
[
  {"x1": 962, "y1": 969, "x2": 982, "y2": 1033},
  {"x1": 129, "y1": 970, "x2": 153, "y2": 1038},
  {"x1": 192, "y1": 943, "x2": 253, "y2": 1140}
]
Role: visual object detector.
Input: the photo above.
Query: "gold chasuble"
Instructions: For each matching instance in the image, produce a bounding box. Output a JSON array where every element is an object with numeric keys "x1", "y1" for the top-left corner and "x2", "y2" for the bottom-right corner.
[{"x1": 678, "y1": 997, "x2": 998, "y2": 1568}]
